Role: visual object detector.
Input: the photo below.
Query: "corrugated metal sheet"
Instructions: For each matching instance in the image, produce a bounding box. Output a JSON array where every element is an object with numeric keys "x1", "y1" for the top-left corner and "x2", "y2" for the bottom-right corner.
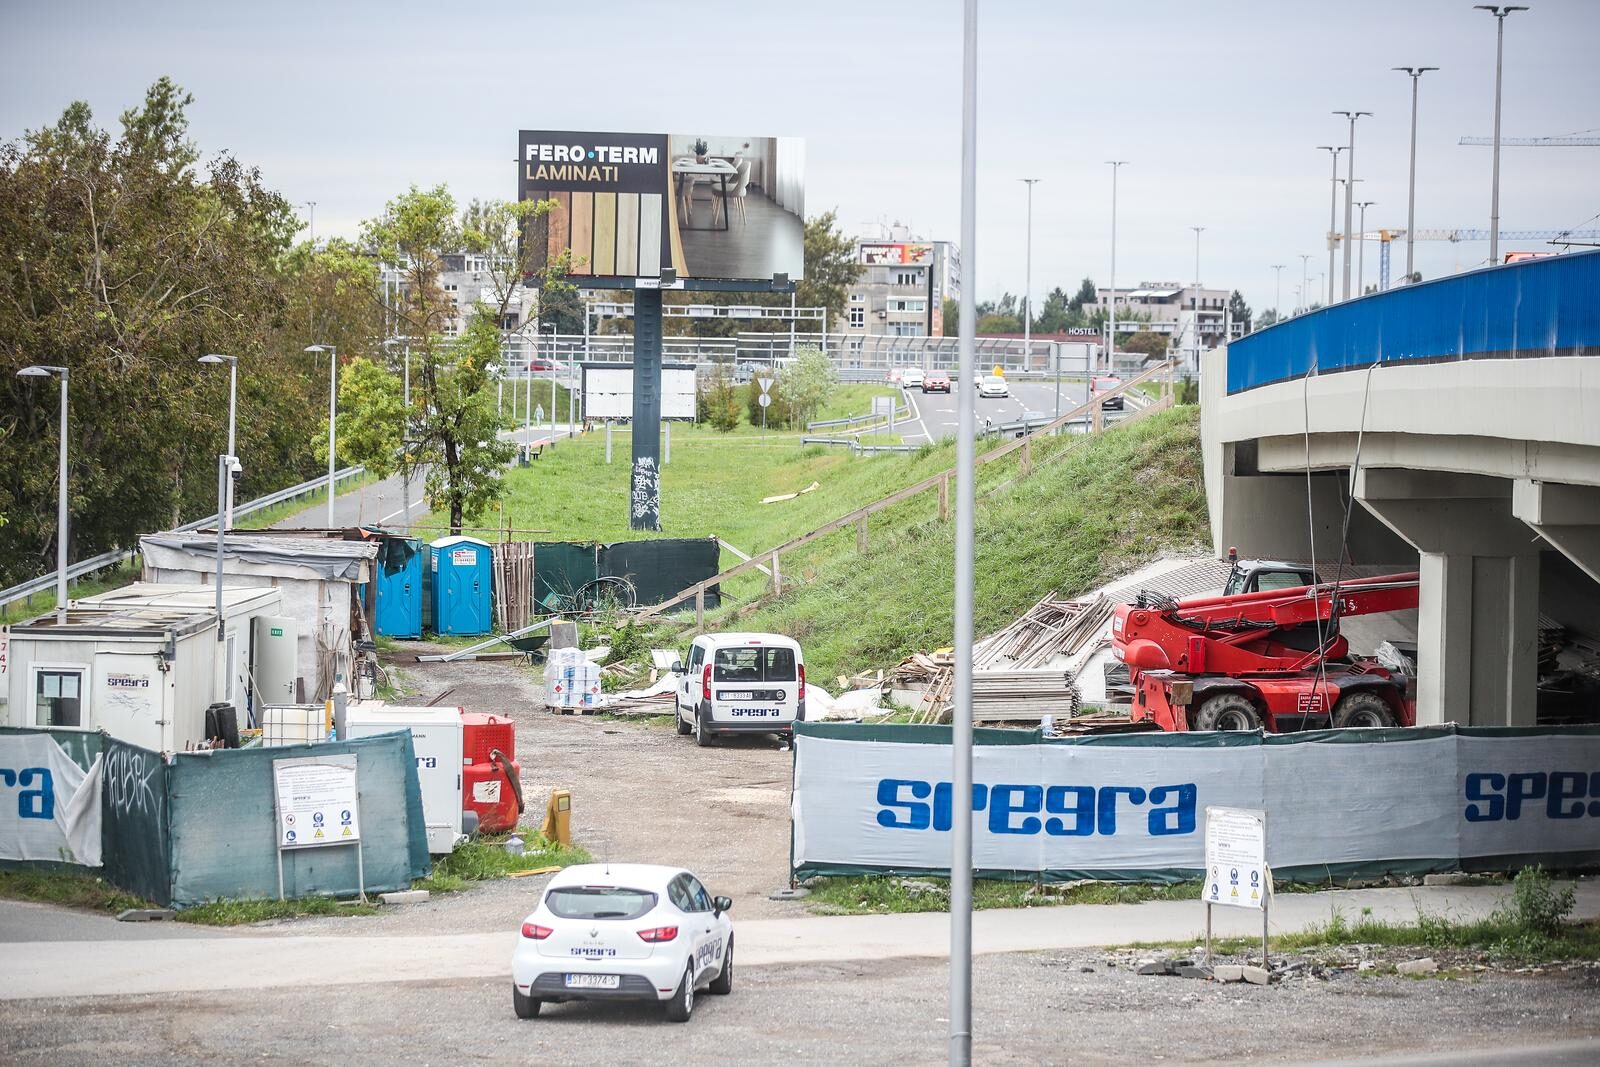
[{"x1": 1227, "y1": 248, "x2": 1600, "y2": 394}]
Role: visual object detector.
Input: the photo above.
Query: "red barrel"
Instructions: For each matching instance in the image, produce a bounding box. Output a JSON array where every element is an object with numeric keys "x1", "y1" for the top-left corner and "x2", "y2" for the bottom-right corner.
[{"x1": 461, "y1": 711, "x2": 522, "y2": 833}]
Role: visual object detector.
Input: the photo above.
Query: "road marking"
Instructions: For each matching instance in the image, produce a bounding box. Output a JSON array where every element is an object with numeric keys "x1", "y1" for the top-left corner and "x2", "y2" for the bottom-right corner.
[{"x1": 378, "y1": 499, "x2": 427, "y2": 525}]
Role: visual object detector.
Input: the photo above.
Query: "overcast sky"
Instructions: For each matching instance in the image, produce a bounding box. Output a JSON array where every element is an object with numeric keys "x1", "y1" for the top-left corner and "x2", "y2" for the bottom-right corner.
[{"x1": 3, "y1": 0, "x2": 1596, "y2": 319}]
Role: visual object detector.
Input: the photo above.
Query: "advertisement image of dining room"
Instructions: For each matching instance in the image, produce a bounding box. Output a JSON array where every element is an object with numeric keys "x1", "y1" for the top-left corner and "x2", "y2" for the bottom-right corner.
[{"x1": 669, "y1": 134, "x2": 804, "y2": 282}]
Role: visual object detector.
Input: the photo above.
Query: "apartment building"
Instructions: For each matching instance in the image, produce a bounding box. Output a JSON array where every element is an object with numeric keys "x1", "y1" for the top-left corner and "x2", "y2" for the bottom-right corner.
[
  {"x1": 1090, "y1": 281, "x2": 1243, "y2": 353},
  {"x1": 839, "y1": 225, "x2": 961, "y2": 347}
]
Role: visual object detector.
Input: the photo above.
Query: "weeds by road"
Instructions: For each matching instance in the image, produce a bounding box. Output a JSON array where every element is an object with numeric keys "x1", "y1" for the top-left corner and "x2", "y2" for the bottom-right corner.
[
  {"x1": 416, "y1": 828, "x2": 591, "y2": 894},
  {"x1": 804, "y1": 874, "x2": 1204, "y2": 915}
]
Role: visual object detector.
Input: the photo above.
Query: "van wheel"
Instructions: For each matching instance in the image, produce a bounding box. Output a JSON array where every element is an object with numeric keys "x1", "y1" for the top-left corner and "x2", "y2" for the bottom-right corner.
[
  {"x1": 1332, "y1": 691, "x2": 1398, "y2": 728},
  {"x1": 1191, "y1": 693, "x2": 1263, "y2": 732},
  {"x1": 675, "y1": 699, "x2": 693, "y2": 736},
  {"x1": 695, "y1": 704, "x2": 713, "y2": 747}
]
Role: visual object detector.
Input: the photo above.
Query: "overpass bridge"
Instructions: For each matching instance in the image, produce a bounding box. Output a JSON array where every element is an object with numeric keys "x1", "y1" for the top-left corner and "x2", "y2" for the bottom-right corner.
[{"x1": 1202, "y1": 249, "x2": 1600, "y2": 728}]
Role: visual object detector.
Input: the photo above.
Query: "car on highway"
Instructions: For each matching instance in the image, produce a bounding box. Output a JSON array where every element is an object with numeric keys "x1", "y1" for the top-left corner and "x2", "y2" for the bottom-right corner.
[
  {"x1": 673, "y1": 632, "x2": 806, "y2": 747},
  {"x1": 528, "y1": 359, "x2": 556, "y2": 372},
  {"x1": 902, "y1": 367, "x2": 925, "y2": 388},
  {"x1": 978, "y1": 375, "x2": 1010, "y2": 398},
  {"x1": 512, "y1": 863, "x2": 734, "y2": 1022},
  {"x1": 1091, "y1": 375, "x2": 1125, "y2": 411},
  {"x1": 922, "y1": 371, "x2": 951, "y2": 393}
]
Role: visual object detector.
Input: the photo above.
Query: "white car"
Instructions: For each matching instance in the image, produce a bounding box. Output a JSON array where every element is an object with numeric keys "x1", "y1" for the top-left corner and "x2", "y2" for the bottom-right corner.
[
  {"x1": 674, "y1": 632, "x2": 806, "y2": 747},
  {"x1": 902, "y1": 367, "x2": 925, "y2": 388},
  {"x1": 978, "y1": 375, "x2": 1009, "y2": 398},
  {"x1": 511, "y1": 863, "x2": 734, "y2": 1022}
]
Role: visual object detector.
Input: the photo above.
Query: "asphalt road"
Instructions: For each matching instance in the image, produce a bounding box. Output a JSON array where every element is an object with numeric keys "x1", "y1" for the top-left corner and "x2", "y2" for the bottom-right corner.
[{"x1": 904, "y1": 379, "x2": 1091, "y2": 442}]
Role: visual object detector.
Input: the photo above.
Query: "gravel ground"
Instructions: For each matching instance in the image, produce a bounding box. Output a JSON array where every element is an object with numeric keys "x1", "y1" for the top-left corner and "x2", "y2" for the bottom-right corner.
[
  {"x1": 275, "y1": 644, "x2": 801, "y2": 937},
  {"x1": 4, "y1": 947, "x2": 1597, "y2": 1065}
]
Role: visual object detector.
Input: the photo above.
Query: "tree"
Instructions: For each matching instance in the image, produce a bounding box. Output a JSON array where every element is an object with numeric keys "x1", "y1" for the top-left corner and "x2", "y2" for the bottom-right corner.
[
  {"x1": 1069, "y1": 277, "x2": 1098, "y2": 312},
  {"x1": 746, "y1": 377, "x2": 786, "y2": 428},
  {"x1": 795, "y1": 210, "x2": 863, "y2": 323},
  {"x1": 326, "y1": 357, "x2": 404, "y2": 476},
  {"x1": 365, "y1": 185, "x2": 534, "y2": 533},
  {"x1": 1256, "y1": 308, "x2": 1280, "y2": 329},
  {"x1": 1121, "y1": 331, "x2": 1170, "y2": 360},
  {"x1": 942, "y1": 298, "x2": 960, "y2": 335},
  {"x1": 700, "y1": 369, "x2": 741, "y2": 432},
  {"x1": 778, "y1": 346, "x2": 835, "y2": 427},
  {"x1": 0, "y1": 78, "x2": 308, "y2": 586},
  {"x1": 1228, "y1": 290, "x2": 1253, "y2": 334}
]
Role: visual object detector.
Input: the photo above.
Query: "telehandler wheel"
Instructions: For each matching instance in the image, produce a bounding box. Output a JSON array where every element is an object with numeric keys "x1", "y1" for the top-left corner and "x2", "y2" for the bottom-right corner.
[
  {"x1": 1332, "y1": 691, "x2": 1399, "y2": 728},
  {"x1": 1191, "y1": 693, "x2": 1263, "y2": 732}
]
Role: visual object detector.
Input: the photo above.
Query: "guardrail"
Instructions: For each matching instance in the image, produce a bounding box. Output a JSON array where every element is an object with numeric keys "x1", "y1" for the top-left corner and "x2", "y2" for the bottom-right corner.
[
  {"x1": 805, "y1": 386, "x2": 912, "y2": 431},
  {"x1": 0, "y1": 465, "x2": 367, "y2": 612}
]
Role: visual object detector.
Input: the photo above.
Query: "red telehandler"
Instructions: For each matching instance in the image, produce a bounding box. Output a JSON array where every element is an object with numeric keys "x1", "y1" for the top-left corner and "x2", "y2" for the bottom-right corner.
[{"x1": 1110, "y1": 561, "x2": 1421, "y2": 732}]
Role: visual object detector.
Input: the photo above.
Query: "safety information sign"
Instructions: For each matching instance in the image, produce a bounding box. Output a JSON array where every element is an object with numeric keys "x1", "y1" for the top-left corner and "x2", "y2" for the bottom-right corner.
[
  {"x1": 1205, "y1": 806, "x2": 1267, "y2": 910},
  {"x1": 273, "y1": 755, "x2": 361, "y2": 850}
]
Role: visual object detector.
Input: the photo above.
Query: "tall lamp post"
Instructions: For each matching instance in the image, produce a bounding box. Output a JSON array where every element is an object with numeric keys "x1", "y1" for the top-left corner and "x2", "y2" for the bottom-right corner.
[
  {"x1": 1271, "y1": 264, "x2": 1286, "y2": 323},
  {"x1": 1019, "y1": 178, "x2": 1039, "y2": 370},
  {"x1": 304, "y1": 344, "x2": 338, "y2": 528},
  {"x1": 197, "y1": 354, "x2": 239, "y2": 528},
  {"x1": 1106, "y1": 161, "x2": 1128, "y2": 374},
  {"x1": 1190, "y1": 227, "x2": 1205, "y2": 368},
  {"x1": 382, "y1": 337, "x2": 415, "y2": 528},
  {"x1": 17, "y1": 365, "x2": 69, "y2": 621},
  {"x1": 1393, "y1": 66, "x2": 1438, "y2": 282},
  {"x1": 1298, "y1": 254, "x2": 1313, "y2": 314},
  {"x1": 1332, "y1": 110, "x2": 1372, "y2": 301},
  {"x1": 1316, "y1": 145, "x2": 1345, "y2": 307},
  {"x1": 1355, "y1": 201, "x2": 1376, "y2": 294},
  {"x1": 543, "y1": 321, "x2": 559, "y2": 449},
  {"x1": 1475, "y1": 5, "x2": 1528, "y2": 265}
]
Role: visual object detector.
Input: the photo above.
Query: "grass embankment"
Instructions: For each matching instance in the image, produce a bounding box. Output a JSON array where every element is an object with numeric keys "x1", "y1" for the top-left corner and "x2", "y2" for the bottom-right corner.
[
  {"x1": 806, "y1": 875, "x2": 1202, "y2": 916},
  {"x1": 476, "y1": 406, "x2": 1206, "y2": 681},
  {"x1": 0, "y1": 560, "x2": 144, "y2": 625}
]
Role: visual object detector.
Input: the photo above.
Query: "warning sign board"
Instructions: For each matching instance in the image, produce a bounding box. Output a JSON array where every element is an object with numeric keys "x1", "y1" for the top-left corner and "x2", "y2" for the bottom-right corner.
[
  {"x1": 274, "y1": 755, "x2": 361, "y2": 850},
  {"x1": 1204, "y1": 806, "x2": 1268, "y2": 911}
]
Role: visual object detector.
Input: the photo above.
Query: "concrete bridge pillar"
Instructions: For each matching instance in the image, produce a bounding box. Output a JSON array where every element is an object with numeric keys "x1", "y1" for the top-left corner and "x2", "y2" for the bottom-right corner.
[{"x1": 1354, "y1": 469, "x2": 1539, "y2": 728}]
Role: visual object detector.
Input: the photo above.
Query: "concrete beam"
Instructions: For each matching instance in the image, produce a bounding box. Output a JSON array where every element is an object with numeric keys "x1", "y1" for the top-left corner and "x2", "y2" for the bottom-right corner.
[
  {"x1": 1255, "y1": 432, "x2": 1600, "y2": 488},
  {"x1": 1354, "y1": 469, "x2": 1537, "y2": 558},
  {"x1": 1514, "y1": 479, "x2": 1600, "y2": 584}
]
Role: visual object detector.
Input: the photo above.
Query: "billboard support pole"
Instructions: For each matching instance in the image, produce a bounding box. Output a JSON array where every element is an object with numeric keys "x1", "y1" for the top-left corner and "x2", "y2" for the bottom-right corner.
[{"x1": 629, "y1": 287, "x2": 664, "y2": 531}]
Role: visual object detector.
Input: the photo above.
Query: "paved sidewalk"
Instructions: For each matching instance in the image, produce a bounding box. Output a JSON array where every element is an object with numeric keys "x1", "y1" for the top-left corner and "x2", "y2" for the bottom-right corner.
[{"x1": 6, "y1": 881, "x2": 1595, "y2": 1001}]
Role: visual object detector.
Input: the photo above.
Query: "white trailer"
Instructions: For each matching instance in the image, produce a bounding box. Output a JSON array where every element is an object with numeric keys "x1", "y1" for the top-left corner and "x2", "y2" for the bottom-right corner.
[{"x1": 343, "y1": 702, "x2": 465, "y2": 854}]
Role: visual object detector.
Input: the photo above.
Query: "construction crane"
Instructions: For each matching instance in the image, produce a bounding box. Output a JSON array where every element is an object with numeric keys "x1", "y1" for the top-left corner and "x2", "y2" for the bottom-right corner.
[
  {"x1": 1330, "y1": 229, "x2": 1600, "y2": 289},
  {"x1": 1459, "y1": 133, "x2": 1600, "y2": 146}
]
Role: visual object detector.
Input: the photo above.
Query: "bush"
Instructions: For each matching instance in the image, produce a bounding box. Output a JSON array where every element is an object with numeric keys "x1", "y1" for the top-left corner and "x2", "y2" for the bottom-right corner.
[
  {"x1": 1499, "y1": 865, "x2": 1575, "y2": 935},
  {"x1": 699, "y1": 369, "x2": 742, "y2": 432},
  {"x1": 746, "y1": 378, "x2": 786, "y2": 428}
]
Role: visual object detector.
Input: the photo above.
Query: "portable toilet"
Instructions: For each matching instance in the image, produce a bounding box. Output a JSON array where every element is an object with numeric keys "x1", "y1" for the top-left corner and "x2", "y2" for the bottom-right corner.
[
  {"x1": 431, "y1": 535, "x2": 493, "y2": 636},
  {"x1": 374, "y1": 536, "x2": 424, "y2": 638}
]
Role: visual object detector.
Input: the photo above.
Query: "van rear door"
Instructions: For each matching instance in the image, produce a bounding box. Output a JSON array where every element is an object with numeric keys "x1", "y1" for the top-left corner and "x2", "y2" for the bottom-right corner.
[{"x1": 709, "y1": 644, "x2": 798, "y2": 724}]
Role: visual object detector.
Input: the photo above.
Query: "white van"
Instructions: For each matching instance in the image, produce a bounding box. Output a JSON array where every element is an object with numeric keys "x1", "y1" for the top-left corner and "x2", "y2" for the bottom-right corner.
[{"x1": 673, "y1": 633, "x2": 805, "y2": 747}]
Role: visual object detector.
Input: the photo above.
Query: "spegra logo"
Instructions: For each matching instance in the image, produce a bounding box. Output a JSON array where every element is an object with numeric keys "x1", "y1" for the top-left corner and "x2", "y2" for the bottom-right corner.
[
  {"x1": 876, "y1": 779, "x2": 1197, "y2": 837},
  {"x1": 1464, "y1": 771, "x2": 1600, "y2": 822}
]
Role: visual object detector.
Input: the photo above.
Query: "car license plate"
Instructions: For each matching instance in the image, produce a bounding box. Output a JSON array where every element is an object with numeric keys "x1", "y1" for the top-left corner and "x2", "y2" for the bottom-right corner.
[
  {"x1": 565, "y1": 973, "x2": 620, "y2": 989},
  {"x1": 720, "y1": 691, "x2": 753, "y2": 700}
]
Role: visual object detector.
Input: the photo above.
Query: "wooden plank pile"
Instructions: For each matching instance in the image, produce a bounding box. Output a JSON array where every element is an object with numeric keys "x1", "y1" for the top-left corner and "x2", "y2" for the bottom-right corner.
[
  {"x1": 971, "y1": 669, "x2": 1080, "y2": 723},
  {"x1": 494, "y1": 541, "x2": 535, "y2": 633},
  {"x1": 973, "y1": 593, "x2": 1114, "y2": 669}
]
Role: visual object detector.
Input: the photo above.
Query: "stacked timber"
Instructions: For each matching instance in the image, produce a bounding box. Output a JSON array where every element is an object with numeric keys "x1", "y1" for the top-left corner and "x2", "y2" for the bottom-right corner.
[
  {"x1": 971, "y1": 669, "x2": 1081, "y2": 723},
  {"x1": 973, "y1": 594, "x2": 1114, "y2": 669}
]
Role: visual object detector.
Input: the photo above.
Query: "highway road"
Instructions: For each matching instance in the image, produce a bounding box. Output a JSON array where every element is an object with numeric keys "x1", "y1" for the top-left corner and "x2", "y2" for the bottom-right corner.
[{"x1": 901, "y1": 378, "x2": 1091, "y2": 443}]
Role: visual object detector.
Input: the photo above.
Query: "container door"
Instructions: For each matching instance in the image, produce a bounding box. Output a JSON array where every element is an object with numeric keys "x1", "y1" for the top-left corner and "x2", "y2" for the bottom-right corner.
[{"x1": 93, "y1": 653, "x2": 163, "y2": 751}]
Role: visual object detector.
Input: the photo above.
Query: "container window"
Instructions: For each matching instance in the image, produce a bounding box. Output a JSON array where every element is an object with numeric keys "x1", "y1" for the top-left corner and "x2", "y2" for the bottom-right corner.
[{"x1": 35, "y1": 669, "x2": 84, "y2": 728}]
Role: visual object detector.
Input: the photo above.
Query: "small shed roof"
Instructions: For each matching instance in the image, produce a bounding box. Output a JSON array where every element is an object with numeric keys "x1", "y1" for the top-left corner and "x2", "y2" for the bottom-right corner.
[{"x1": 141, "y1": 532, "x2": 377, "y2": 583}]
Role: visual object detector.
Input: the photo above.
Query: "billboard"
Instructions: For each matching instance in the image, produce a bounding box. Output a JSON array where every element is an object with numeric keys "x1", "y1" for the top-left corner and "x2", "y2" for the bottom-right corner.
[
  {"x1": 582, "y1": 363, "x2": 698, "y2": 421},
  {"x1": 518, "y1": 130, "x2": 804, "y2": 285},
  {"x1": 860, "y1": 242, "x2": 935, "y2": 266}
]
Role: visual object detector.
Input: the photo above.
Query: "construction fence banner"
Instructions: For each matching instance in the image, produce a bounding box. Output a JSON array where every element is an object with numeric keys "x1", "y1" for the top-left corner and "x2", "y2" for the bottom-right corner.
[
  {"x1": 531, "y1": 537, "x2": 720, "y2": 612},
  {"x1": 0, "y1": 729, "x2": 103, "y2": 867},
  {"x1": 789, "y1": 723, "x2": 1600, "y2": 882}
]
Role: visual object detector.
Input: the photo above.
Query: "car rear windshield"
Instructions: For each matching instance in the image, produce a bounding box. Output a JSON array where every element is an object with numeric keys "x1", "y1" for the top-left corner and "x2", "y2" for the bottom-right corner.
[
  {"x1": 545, "y1": 886, "x2": 658, "y2": 920},
  {"x1": 713, "y1": 645, "x2": 798, "y2": 682}
]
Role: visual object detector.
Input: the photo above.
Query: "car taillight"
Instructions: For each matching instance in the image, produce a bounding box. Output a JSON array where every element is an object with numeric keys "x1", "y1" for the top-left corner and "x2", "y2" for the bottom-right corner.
[
  {"x1": 637, "y1": 926, "x2": 679, "y2": 942},
  {"x1": 521, "y1": 922, "x2": 552, "y2": 940},
  {"x1": 798, "y1": 663, "x2": 806, "y2": 701},
  {"x1": 702, "y1": 664, "x2": 712, "y2": 702}
]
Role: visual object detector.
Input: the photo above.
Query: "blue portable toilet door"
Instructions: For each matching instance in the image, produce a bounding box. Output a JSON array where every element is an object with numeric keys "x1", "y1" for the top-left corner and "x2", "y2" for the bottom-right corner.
[
  {"x1": 443, "y1": 542, "x2": 490, "y2": 634},
  {"x1": 374, "y1": 538, "x2": 423, "y2": 638}
]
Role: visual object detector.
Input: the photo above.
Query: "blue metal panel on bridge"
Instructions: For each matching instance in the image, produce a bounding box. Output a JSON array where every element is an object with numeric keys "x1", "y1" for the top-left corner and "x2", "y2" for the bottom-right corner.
[{"x1": 1227, "y1": 248, "x2": 1600, "y2": 394}]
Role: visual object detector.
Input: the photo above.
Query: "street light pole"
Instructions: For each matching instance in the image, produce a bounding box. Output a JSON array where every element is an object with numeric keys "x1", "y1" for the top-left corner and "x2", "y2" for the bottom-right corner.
[
  {"x1": 952, "y1": 1, "x2": 978, "y2": 1062},
  {"x1": 1393, "y1": 66, "x2": 1438, "y2": 282},
  {"x1": 1019, "y1": 178, "x2": 1039, "y2": 370},
  {"x1": 1333, "y1": 111, "x2": 1371, "y2": 301},
  {"x1": 198, "y1": 354, "x2": 239, "y2": 528},
  {"x1": 1355, "y1": 201, "x2": 1376, "y2": 294},
  {"x1": 1271, "y1": 264, "x2": 1286, "y2": 323},
  {"x1": 1317, "y1": 146, "x2": 1345, "y2": 307},
  {"x1": 1190, "y1": 227, "x2": 1204, "y2": 368},
  {"x1": 17, "y1": 365, "x2": 69, "y2": 620},
  {"x1": 1476, "y1": 5, "x2": 1528, "y2": 265},
  {"x1": 1106, "y1": 161, "x2": 1127, "y2": 374},
  {"x1": 1298, "y1": 254, "x2": 1312, "y2": 313},
  {"x1": 305, "y1": 344, "x2": 338, "y2": 528},
  {"x1": 544, "y1": 322, "x2": 559, "y2": 448}
]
